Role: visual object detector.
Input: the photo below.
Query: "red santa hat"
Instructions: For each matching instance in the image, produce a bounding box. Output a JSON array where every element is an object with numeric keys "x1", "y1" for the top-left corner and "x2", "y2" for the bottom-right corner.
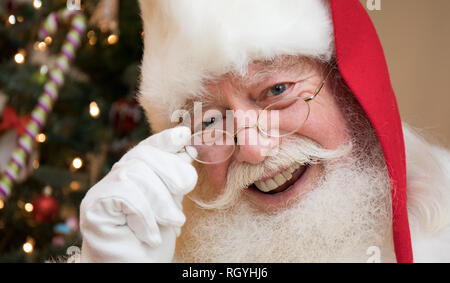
[{"x1": 138, "y1": 0, "x2": 413, "y2": 263}]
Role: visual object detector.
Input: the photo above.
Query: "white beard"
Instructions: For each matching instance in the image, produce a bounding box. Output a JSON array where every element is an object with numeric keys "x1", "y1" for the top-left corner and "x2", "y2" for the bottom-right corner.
[{"x1": 175, "y1": 91, "x2": 397, "y2": 262}]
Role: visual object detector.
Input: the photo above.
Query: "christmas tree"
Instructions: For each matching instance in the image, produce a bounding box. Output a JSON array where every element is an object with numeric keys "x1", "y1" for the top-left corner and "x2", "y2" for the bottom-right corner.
[{"x1": 0, "y1": 0, "x2": 150, "y2": 262}]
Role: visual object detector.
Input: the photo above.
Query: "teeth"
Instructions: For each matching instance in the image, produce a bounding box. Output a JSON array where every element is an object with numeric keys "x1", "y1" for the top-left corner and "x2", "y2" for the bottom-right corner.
[
  {"x1": 254, "y1": 180, "x2": 269, "y2": 192},
  {"x1": 281, "y1": 170, "x2": 293, "y2": 180},
  {"x1": 265, "y1": 179, "x2": 278, "y2": 191},
  {"x1": 254, "y1": 163, "x2": 301, "y2": 193},
  {"x1": 288, "y1": 164, "x2": 296, "y2": 173},
  {"x1": 273, "y1": 174, "x2": 287, "y2": 186}
]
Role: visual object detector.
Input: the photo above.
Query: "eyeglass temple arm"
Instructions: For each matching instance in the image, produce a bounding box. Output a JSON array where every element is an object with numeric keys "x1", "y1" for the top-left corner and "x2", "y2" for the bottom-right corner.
[{"x1": 304, "y1": 65, "x2": 337, "y2": 102}]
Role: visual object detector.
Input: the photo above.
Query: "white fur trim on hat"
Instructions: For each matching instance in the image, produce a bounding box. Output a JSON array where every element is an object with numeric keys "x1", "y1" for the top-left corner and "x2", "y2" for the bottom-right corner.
[{"x1": 138, "y1": 0, "x2": 334, "y2": 132}]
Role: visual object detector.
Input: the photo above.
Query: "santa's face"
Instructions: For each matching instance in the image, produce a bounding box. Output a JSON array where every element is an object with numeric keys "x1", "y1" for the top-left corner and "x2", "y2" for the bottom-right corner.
[
  {"x1": 176, "y1": 57, "x2": 395, "y2": 262},
  {"x1": 189, "y1": 57, "x2": 349, "y2": 212}
]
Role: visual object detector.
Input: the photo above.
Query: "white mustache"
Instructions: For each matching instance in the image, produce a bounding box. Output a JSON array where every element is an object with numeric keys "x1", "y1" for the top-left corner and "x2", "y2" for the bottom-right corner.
[{"x1": 190, "y1": 135, "x2": 352, "y2": 209}]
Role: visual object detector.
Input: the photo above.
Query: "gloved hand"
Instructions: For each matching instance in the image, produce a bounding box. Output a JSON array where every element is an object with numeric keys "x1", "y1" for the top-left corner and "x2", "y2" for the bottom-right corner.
[{"x1": 79, "y1": 126, "x2": 197, "y2": 262}]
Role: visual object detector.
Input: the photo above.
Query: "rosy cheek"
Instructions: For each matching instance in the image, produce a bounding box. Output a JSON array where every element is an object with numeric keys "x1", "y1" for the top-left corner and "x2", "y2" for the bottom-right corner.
[
  {"x1": 297, "y1": 95, "x2": 349, "y2": 150},
  {"x1": 203, "y1": 161, "x2": 231, "y2": 194}
]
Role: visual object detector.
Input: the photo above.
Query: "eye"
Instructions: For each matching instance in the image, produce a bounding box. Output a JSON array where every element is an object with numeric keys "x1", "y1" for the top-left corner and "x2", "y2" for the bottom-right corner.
[
  {"x1": 268, "y1": 83, "x2": 288, "y2": 97},
  {"x1": 202, "y1": 116, "x2": 217, "y2": 130},
  {"x1": 193, "y1": 109, "x2": 225, "y2": 133}
]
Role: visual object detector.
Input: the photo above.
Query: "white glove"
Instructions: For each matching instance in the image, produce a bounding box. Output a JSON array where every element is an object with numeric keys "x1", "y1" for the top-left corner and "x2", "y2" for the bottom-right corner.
[{"x1": 79, "y1": 126, "x2": 197, "y2": 263}]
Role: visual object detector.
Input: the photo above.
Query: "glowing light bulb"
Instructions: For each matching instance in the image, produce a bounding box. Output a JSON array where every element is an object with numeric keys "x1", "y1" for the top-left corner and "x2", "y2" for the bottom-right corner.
[
  {"x1": 88, "y1": 36, "x2": 97, "y2": 46},
  {"x1": 24, "y1": 203, "x2": 34, "y2": 212},
  {"x1": 36, "y1": 133, "x2": 46, "y2": 143},
  {"x1": 23, "y1": 242, "x2": 34, "y2": 253},
  {"x1": 107, "y1": 34, "x2": 118, "y2": 45},
  {"x1": 8, "y1": 15, "x2": 16, "y2": 25},
  {"x1": 87, "y1": 30, "x2": 97, "y2": 46},
  {"x1": 44, "y1": 36, "x2": 52, "y2": 45},
  {"x1": 70, "y1": 181, "x2": 81, "y2": 191},
  {"x1": 37, "y1": 41, "x2": 47, "y2": 51},
  {"x1": 33, "y1": 0, "x2": 42, "y2": 9},
  {"x1": 89, "y1": 102, "x2": 100, "y2": 118},
  {"x1": 0, "y1": 200, "x2": 4, "y2": 210},
  {"x1": 72, "y1": 157, "x2": 83, "y2": 170},
  {"x1": 14, "y1": 53, "x2": 25, "y2": 64}
]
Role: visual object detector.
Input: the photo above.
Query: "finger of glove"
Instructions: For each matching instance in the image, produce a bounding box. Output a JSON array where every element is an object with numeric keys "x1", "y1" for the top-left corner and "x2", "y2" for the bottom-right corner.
[
  {"x1": 143, "y1": 126, "x2": 191, "y2": 153},
  {"x1": 81, "y1": 188, "x2": 162, "y2": 248},
  {"x1": 122, "y1": 198, "x2": 163, "y2": 248},
  {"x1": 177, "y1": 148, "x2": 197, "y2": 163},
  {"x1": 120, "y1": 146, "x2": 198, "y2": 196},
  {"x1": 81, "y1": 160, "x2": 186, "y2": 247},
  {"x1": 121, "y1": 162, "x2": 187, "y2": 227}
]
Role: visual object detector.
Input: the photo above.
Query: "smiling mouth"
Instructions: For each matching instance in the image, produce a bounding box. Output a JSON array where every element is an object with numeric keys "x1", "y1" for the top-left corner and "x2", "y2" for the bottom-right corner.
[{"x1": 251, "y1": 163, "x2": 309, "y2": 194}]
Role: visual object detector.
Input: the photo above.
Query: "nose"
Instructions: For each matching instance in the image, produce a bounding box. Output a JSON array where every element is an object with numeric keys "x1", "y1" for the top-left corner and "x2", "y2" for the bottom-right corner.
[
  {"x1": 221, "y1": 80, "x2": 280, "y2": 164},
  {"x1": 234, "y1": 124, "x2": 280, "y2": 164}
]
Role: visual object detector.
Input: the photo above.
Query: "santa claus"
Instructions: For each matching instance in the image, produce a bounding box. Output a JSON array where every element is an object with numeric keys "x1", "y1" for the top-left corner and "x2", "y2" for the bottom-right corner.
[{"x1": 79, "y1": 0, "x2": 450, "y2": 263}]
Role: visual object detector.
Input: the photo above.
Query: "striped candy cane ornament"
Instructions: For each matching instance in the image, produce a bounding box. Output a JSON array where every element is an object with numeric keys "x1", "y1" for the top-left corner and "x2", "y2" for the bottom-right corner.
[{"x1": 0, "y1": 9, "x2": 86, "y2": 199}]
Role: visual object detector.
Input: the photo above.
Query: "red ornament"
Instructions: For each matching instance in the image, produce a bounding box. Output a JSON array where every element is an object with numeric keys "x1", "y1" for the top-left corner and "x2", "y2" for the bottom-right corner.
[
  {"x1": 110, "y1": 98, "x2": 142, "y2": 134},
  {"x1": 0, "y1": 106, "x2": 31, "y2": 135},
  {"x1": 32, "y1": 195, "x2": 59, "y2": 223}
]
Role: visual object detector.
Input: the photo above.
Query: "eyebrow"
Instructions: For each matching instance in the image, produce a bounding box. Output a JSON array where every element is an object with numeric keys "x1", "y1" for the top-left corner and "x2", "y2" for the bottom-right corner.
[{"x1": 240, "y1": 56, "x2": 313, "y2": 88}]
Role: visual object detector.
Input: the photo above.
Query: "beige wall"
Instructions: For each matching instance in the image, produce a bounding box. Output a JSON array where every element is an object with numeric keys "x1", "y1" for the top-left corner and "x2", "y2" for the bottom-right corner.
[{"x1": 360, "y1": 0, "x2": 450, "y2": 146}]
